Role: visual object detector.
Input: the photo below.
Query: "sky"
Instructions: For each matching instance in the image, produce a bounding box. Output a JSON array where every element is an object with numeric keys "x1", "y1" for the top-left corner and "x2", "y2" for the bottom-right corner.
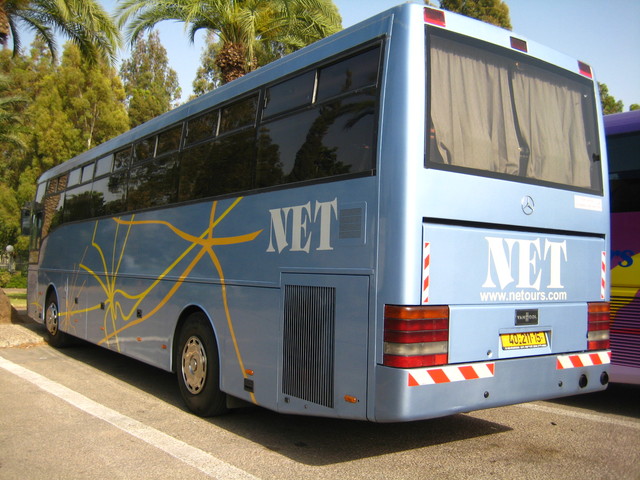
[{"x1": 100, "y1": 1, "x2": 639, "y2": 109}]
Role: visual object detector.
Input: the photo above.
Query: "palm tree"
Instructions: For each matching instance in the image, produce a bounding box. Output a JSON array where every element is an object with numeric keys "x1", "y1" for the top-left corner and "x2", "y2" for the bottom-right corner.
[
  {"x1": 0, "y1": 73, "x2": 26, "y2": 150},
  {"x1": 0, "y1": 0, "x2": 120, "y2": 65},
  {"x1": 117, "y1": 0, "x2": 342, "y2": 84}
]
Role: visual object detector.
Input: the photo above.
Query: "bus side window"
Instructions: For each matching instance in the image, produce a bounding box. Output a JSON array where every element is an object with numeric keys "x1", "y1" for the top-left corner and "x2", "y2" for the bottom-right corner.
[
  {"x1": 179, "y1": 129, "x2": 255, "y2": 202},
  {"x1": 134, "y1": 136, "x2": 157, "y2": 163},
  {"x1": 114, "y1": 146, "x2": 132, "y2": 170},
  {"x1": 63, "y1": 183, "x2": 93, "y2": 223},
  {"x1": 220, "y1": 95, "x2": 258, "y2": 134},
  {"x1": 94, "y1": 155, "x2": 113, "y2": 177},
  {"x1": 317, "y1": 46, "x2": 380, "y2": 102},
  {"x1": 179, "y1": 140, "x2": 216, "y2": 201},
  {"x1": 157, "y1": 124, "x2": 183, "y2": 156},
  {"x1": 129, "y1": 154, "x2": 179, "y2": 210},
  {"x1": 42, "y1": 173, "x2": 68, "y2": 235},
  {"x1": 67, "y1": 168, "x2": 81, "y2": 187},
  {"x1": 264, "y1": 71, "x2": 315, "y2": 119},
  {"x1": 81, "y1": 163, "x2": 95, "y2": 183},
  {"x1": 185, "y1": 111, "x2": 218, "y2": 147},
  {"x1": 92, "y1": 174, "x2": 128, "y2": 217}
]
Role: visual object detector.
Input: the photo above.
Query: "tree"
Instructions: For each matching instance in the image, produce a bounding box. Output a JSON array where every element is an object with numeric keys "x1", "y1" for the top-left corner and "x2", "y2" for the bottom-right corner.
[
  {"x1": 599, "y1": 83, "x2": 623, "y2": 115},
  {"x1": 630, "y1": 104, "x2": 639, "y2": 111},
  {"x1": 0, "y1": 0, "x2": 120, "y2": 65},
  {"x1": 117, "y1": 0, "x2": 342, "y2": 84},
  {"x1": 192, "y1": 32, "x2": 222, "y2": 97},
  {"x1": 120, "y1": 31, "x2": 181, "y2": 127},
  {"x1": 0, "y1": 44, "x2": 49, "y2": 206},
  {"x1": 0, "y1": 181, "x2": 20, "y2": 248},
  {"x1": 0, "y1": 72, "x2": 26, "y2": 150},
  {"x1": 27, "y1": 42, "x2": 129, "y2": 175},
  {"x1": 438, "y1": 0, "x2": 512, "y2": 30},
  {"x1": 0, "y1": 71, "x2": 25, "y2": 248}
]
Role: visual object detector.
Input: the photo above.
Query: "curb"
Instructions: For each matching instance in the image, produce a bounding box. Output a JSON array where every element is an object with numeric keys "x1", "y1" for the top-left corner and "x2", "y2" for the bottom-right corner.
[{"x1": 0, "y1": 314, "x2": 46, "y2": 349}]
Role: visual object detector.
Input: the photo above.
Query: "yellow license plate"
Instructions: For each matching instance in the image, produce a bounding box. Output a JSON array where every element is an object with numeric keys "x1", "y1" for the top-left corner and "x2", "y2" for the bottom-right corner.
[{"x1": 500, "y1": 331, "x2": 548, "y2": 350}]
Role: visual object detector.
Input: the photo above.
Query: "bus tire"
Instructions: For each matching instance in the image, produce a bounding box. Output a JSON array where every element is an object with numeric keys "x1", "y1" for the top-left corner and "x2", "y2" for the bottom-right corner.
[
  {"x1": 176, "y1": 312, "x2": 228, "y2": 417},
  {"x1": 44, "y1": 293, "x2": 71, "y2": 348}
]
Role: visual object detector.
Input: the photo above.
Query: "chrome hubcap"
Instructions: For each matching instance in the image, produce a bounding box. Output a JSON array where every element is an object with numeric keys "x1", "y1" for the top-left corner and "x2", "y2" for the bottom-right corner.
[
  {"x1": 181, "y1": 336, "x2": 207, "y2": 394},
  {"x1": 45, "y1": 302, "x2": 59, "y2": 336}
]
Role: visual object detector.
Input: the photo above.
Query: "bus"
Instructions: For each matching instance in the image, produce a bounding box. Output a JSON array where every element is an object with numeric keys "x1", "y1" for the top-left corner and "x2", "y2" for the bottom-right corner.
[
  {"x1": 25, "y1": 3, "x2": 611, "y2": 422},
  {"x1": 606, "y1": 109, "x2": 640, "y2": 385}
]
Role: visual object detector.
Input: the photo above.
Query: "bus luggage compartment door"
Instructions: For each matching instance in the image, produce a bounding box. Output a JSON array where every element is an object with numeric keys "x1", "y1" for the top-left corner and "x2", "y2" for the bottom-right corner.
[{"x1": 279, "y1": 273, "x2": 369, "y2": 419}]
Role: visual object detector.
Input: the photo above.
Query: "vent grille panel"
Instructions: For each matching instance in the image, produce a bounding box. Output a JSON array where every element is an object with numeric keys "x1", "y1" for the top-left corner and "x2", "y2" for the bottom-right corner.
[
  {"x1": 339, "y1": 207, "x2": 362, "y2": 239},
  {"x1": 283, "y1": 285, "x2": 335, "y2": 408},
  {"x1": 611, "y1": 296, "x2": 640, "y2": 368}
]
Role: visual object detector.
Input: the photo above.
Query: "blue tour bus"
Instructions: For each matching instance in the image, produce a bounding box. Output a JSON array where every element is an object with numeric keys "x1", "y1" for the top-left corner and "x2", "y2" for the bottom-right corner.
[{"x1": 26, "y1": 3, "x2": 611, "y2": 421}]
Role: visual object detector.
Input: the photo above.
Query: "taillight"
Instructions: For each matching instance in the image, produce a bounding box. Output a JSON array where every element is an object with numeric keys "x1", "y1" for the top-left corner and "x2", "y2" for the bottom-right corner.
[
  {"x1": 578, "y1": 61, "x2": 592, "y2": 78},
  {"x1": 587, "y1": 302, "x2": 610, "y2": 350},
  {"x1": 424, "y1": 7, "x2": 446, "y2": 27},
  {"x1": 510, "y1": 36, "x2": 528, "y2": 53},
  {"x1": 383, "y1": 305, "x2": 449, "y2": 368}
]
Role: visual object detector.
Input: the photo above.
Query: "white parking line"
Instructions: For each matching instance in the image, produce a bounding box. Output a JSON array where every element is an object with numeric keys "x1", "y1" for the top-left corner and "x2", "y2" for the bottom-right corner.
[
  {"x1": 0, "y1": 354, "x2": 260, "y2": 480},
  {"x1": 517, "y1": 402, "x2": 640, "y2": 430}
]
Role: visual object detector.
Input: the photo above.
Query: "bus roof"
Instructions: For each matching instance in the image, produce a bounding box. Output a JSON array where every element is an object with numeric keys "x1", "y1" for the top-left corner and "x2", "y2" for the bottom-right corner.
[{"x1": 604, "y1": 110, "x2": 640, "y2": 136}]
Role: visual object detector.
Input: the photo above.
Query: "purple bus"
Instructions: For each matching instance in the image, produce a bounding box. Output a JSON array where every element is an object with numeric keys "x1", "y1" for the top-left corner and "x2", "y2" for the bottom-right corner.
[{"x1": 606, "y1": 109, "x2": 640, "y2": 384}]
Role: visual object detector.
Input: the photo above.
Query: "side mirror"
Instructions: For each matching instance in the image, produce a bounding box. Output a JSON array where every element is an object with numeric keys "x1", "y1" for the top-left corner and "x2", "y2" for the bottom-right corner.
[{"x1": 20, "y1": 207, "x2": 31, "y2": 236}]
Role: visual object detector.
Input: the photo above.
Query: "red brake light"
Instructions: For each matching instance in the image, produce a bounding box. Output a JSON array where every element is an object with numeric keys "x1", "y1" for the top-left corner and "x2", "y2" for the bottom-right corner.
[
  {"x1": 383, "y1": 305, "x2": 449, "y2": 368},
  {"x1": 510, "y1": 36, "x2": 528, "y2": 53},
  {"x1": 587, "y1": 302, "x2": 610, "y2": 350},
  {"x1": 578, "y1": 61, "x2": 592, "y2": 78},
  {"x1": 424, "y1": 7, "x2": 446, "y2": 27}
]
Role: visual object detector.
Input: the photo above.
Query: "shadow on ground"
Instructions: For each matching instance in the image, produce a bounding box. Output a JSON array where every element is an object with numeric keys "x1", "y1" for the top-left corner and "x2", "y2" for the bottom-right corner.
[{"x1": 54, "y1": 340, "x2": 512, "y2": 466}]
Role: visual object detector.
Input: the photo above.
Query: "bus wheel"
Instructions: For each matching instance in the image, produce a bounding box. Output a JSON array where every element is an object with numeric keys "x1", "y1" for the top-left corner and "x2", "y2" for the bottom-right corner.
[
  {"x1": 176, "y1": 312, "x2": 228, "y2": 417},
  {"x1": 44, "y1": 294, "x2": 71, "y2": 348}
]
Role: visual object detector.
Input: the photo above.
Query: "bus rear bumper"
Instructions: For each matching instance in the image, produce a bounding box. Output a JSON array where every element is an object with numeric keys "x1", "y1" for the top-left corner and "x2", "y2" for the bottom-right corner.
[{"x1": 372, "y1": 351, "x2": 610, "y2": 422}]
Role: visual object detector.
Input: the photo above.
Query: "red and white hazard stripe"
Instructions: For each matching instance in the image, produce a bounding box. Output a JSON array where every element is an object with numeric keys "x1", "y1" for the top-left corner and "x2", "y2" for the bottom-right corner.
[
  {"x1": 408, "y1": 362, "x2": 495, "y2": 387},
  {"x1": 422, "y1": 242, "x2": 430, "y2": 304},
  {"x1": 556, "y1": 351, "x2": 611, "y2": 370},
  {"x1": 600, "y1": 250, "x2": 606, "y2": 300}
]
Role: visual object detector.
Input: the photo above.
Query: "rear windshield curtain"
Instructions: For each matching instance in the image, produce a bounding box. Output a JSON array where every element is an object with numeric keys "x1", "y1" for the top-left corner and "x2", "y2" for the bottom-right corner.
[{"x1": 428, "y1": 32, "x2": 598, "y2": 191}]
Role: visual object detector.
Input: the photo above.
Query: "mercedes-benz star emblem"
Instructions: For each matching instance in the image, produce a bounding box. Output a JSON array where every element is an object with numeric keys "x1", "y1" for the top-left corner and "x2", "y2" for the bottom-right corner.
[{"x1": 521, "y1": 195, "x2": 535, "y2": 215}]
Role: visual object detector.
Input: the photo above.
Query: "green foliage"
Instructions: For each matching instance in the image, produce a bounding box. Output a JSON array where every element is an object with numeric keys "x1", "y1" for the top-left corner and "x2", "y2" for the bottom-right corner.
[
  {"x1": 0, "y1": 73, "x2": 27, "y2": 150},
  {"x1": 0, "y1": 271, "x2": 10, "y2": 288},
  {"x1": 120, "y1": 31, "x2": 181, "y2": 127},
  {"x1": 28, "y1": 42, "x2": 130, "y2": 171},
  {"x1": 438, "y1": 0, "x2": 512, "y2": 30},
  {"x1": 0, "y1": 0, "x2": 121, "y2": 66},
  {"x1": 630, "y1": 104, "x2": 639, "y2": 111},
  {"x1": 0, "y1": 40, "x2": 130, "y2": 264},
  {"x1": 599, "y1": 83, "x2": 624, "y2": 115},
  {"x1": 0, "y1": 183, "x2": 19, "y2": 247},
  {"x1": 192, "y1": 32, "x2": 222, "y2": 97},
  {"x1": 4, "y1": 272, "x2": 26, "y2": 288},
  {"x1": 117, "y1": 0, "x2": 342, "y2": 85},
  {"x1": 0, "y1": 271, "x2": 26, "y2": 288}
]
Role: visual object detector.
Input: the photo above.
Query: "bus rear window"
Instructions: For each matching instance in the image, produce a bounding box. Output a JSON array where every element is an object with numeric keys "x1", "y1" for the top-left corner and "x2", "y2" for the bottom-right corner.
[{"x1": 426, "y1": 30, "x2": 601, "y2": 194}]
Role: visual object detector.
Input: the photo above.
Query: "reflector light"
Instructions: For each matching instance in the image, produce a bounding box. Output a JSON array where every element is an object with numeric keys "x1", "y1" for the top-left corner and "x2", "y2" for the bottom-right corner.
[
  {"x1": 578, "y1": 61, "x2": 593, "y2": 78},
  {"x1": 383, "y1": 305, "x2": 449, "y2": 368},
  {"x1": 384, "y1": 353, "x2": 448, "y2": 368},
  {"x1": 587, "y1": 302, "x2": 610, "y2": 350},
  {"x1": 510, "y1": 37, "x2": 528, "y2": 53},
  {"x1": 424, "y1": 7, "x2": 446, "y2": 27}
]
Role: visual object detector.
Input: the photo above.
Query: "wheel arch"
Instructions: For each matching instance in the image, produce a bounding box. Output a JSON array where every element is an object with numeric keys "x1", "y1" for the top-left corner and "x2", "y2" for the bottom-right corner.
[
  {"x1": 44, "y1": 283, "x2": 59, "y2": 309},
  {"x1": 171, "y1": 305, "x2": 219, "y2": 373}
]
